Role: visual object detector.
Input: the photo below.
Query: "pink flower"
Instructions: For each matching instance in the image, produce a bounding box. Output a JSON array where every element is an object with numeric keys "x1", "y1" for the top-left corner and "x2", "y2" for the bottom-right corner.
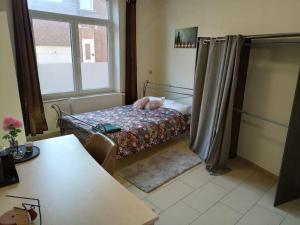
[
  {"x1": 13, "y1": 119, "x2": 23, "y2": 128},
  {"x1": 2, "y1": 116, "x2": 23, "y2": 131}
]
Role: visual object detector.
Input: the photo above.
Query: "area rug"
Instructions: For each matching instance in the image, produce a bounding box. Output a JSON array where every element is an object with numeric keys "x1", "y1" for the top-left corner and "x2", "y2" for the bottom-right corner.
[{"x1": 118, "y1": 147, "x2": 202, "y2": 193}]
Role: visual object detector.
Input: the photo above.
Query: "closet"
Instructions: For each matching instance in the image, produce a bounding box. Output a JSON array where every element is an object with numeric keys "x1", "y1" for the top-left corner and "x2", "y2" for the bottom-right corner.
[{"x1": 228, "y1": 33, "x2": 300, "y2": 206}]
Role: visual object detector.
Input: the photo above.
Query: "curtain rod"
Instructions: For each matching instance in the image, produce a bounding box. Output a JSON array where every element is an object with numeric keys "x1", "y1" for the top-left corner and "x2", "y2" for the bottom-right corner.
[
  {"x1": 244, "y1": 41, "x2": 300, "y2": 46},
  {"x1": 198, "y1": 32, "x2": 300, "y2": 43},
  {"x1": 234, "y1": 108, "x2": 288, "y2": 128},
  {"x1": 245, "y1": 32, "x2": 300, "y2": 40}
]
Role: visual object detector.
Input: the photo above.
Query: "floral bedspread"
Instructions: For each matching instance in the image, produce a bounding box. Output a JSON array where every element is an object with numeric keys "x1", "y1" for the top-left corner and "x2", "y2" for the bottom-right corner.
[{"x1": 60, "y1": 105, "x2": 189, "y2": 159}]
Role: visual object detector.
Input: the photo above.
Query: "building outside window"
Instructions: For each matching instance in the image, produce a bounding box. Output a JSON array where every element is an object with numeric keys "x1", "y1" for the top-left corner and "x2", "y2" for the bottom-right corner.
[
  {"x1": 79, "y1": 0, "x2": 94, "y2": 11},
  {"x1": 28, "y1": 0, "x2": 111, "y2": 98}
]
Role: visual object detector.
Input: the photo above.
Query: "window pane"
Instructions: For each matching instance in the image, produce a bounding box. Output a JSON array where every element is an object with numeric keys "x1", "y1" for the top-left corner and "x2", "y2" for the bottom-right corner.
[
  {"x1": 28, "y1": 0, "x2": 108, "y2": 19},
  {"x1": 32, "y1": 19, "x2": 74, "y2": 95},
  {"x1": 79, "y1": 24, "x2": 110, "y2": 90}
]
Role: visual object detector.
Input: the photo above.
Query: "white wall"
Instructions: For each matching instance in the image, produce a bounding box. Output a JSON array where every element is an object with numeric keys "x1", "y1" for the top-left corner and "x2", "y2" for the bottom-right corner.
[
  {"x1": 0, "y1": 11, "x2": 26, "y2": 147},
  {"x1": 0, "y1": 0, "x2": 15, "y2": 59},
  {"x1": 136, "y1": 0, "x2": 300, "y2": 175}
]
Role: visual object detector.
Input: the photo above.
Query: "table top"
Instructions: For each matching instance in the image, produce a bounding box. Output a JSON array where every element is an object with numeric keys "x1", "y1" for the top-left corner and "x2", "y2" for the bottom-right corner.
[{"x1": 0, "y1": 135, "x2": 158, "y2": 225}]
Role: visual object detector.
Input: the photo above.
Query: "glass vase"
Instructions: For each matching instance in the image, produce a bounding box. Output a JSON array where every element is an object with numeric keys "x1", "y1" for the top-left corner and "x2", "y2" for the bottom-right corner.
[{"x1": 9, "y1": 140, "x2": 24, "y2": 160}]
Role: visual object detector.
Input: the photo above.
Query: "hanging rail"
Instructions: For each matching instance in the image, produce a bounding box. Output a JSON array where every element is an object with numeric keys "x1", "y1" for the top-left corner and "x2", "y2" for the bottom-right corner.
[
  {"x1": 234, "y1": 108, "x2": 289, "y2": 128},
  {"x1": 198, "y1": 32, "x2": 300, "y2": 44},
  {"x1": 245, "y1": 41, "x2": 300, "y2": 46}
]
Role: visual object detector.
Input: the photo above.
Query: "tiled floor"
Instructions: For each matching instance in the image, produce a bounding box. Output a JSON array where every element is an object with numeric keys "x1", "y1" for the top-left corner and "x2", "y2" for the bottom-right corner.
[{"x1": 114, "y1": 141, "x2": 300, "y2": 225}]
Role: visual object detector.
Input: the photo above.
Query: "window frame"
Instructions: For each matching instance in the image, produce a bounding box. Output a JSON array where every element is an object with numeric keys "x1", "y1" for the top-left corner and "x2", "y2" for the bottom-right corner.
[{"x1": 29, "y1": 1, "x2": 114, "y2": 101}]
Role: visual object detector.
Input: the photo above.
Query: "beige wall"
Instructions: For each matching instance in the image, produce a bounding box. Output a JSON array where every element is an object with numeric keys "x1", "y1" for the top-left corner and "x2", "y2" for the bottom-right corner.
[
  {"x1": 0, "y1": 0, "x2": 15, "y2": 60},
  {"x1": 137, "y1": 0, "x2": 300, "y2": 175},
  {"x1": 136, "y1": 0, "x2": 162, "y2": 97},
  {"x1": 0, "y1": 11, "x2": 26, "y2": 147}
]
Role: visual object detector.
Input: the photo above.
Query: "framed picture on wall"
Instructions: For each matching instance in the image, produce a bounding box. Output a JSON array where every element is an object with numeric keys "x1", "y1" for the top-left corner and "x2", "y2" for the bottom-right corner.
[{"x1": 174, "y1": 27, "x2": 198, "y2": 48}]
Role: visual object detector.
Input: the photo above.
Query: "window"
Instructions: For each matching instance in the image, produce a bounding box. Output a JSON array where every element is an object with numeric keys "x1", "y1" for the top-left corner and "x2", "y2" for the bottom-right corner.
[
  {"x1": 28, "y1": 0, "x2": 107, "y2": 19},
  {"x1": 28, "y1": 0, "x2": 111, "y2": 98},
  {"x1": 79, "y1": 24, "x2": 109, "y2": 90},
  {"x1": 80, "y1": 0, "x2": 94, "y2": 11},
  {"x1": 32, "y1": 19, "x2": 75, "y2": 95}
]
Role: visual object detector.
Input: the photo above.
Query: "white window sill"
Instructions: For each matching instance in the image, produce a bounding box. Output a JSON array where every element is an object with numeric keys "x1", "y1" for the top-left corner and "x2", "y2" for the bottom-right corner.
[{"x1": 43, "y1": 92, "x2": 124, "y2": 103}]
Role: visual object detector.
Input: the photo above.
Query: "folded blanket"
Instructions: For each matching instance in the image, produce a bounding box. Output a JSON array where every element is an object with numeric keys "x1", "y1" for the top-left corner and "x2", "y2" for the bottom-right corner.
[{"x1": 92, "y1": 123, "x2": 121, "y2": 134}]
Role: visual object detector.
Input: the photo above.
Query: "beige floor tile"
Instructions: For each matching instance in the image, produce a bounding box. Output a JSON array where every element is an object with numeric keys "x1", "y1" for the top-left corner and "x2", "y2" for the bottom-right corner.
[
  {"x1": 244, "y1": 171, "x2": 276, "y2": 192},
  {"x1": 182, "y1": 182, "x2": 228, "y2": 213},
  {"x1": 114, "y1": 175, "x2": 132, "y2": 188},
  {"x1": 257, "y1": 186, "x2": 288, "y2": 217},
  {"x1": 179, "y1": 165, "x2": 214, "y2": 189},
  {"x1": 228, "y1": 160, "x2": 255, "y2": 176},
  {"x1": 278, "y1": 198, "x2": 300, "y2": 225},
  {"x1": 236, "y1": 205, "x2": 283, "y2": 225},
  {"x1": 156, "y1": 202, "x2": 200, "y2": 225},
  {"x1": 127, "y1": 185, "x2": 149, "y2": 199},
  {"x1": 221, "y1": 182, "x2": 265, "y2": 214},
  {"x1": 146, "y1": 180, "x2": 194, "y2": 210},
  {"x1": 228, "y1": 158, "x2": 251, "y2": 169},
  {"x1": 190, "y1": 202, "x2": 242, "y2": 225},
  {"x1": 173, "y1": 164, "x2": 203, "y2": 183},
  {"x1": 281, "y1": 214, "x2": 300, "y2": 225},
  {"x1": 208, "y1": 158, "x2": 255, "y2": 191},
  {"x1": 143, "y1": 198, "x2": 162, "y2": 214},
  {"x1": 120, "y1": 155, "x2": 291, "y2": 225},
  {"x1": 211, "y1": 170, "x2": 248, "y2": 191},
  {"x1": 173, "y1": 163, "x2": 203, "y2": 185},
  {"x1": 280, "y1": 198, "x2": 300, "y2": 215}
]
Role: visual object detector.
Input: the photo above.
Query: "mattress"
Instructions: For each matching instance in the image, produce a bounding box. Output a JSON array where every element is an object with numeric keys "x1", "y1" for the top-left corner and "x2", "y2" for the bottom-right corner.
[{"x1": 60, "y1": 105, "x2": 189, "y2": 159}]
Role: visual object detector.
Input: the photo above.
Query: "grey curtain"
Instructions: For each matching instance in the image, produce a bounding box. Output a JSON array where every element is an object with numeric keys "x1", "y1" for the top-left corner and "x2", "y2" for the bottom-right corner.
[{"x1": 190, "y1": 35, "x2": 244, "y2": 175}]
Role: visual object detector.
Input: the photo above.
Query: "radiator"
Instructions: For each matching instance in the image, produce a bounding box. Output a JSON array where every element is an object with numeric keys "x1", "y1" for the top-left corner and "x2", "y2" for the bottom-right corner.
[{"x1": 69, "y1": 93, "x2": 124, "y2": 114}]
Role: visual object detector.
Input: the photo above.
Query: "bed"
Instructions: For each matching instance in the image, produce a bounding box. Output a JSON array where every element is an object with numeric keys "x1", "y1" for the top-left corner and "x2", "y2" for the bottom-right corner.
[{"x1": 53, "y1": 80, "x2": 193, "y2": 160}]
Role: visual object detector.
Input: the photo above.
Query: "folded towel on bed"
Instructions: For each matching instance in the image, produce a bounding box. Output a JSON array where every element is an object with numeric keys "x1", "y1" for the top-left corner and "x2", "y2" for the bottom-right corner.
[
  {"x1": 92, "y1": 123, "x2": 121, "y2": 134},
  {"x1": 103, "y1": 123, "x2": 122, "y2": 133}
]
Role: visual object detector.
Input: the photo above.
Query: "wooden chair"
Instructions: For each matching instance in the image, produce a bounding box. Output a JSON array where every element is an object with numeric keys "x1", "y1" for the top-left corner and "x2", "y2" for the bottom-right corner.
[{"x1": 84, "y1": 133, "x2": 117, "y2": 175}]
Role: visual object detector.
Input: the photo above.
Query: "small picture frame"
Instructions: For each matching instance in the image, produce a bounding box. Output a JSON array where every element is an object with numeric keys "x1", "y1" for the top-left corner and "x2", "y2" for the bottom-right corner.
[{"x1": 174, "y1": 27, "x2": 198, "y2": 48}]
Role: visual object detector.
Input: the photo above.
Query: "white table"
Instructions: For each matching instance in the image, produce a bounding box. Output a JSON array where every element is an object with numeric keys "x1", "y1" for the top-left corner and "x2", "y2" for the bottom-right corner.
[{"x1": 0, "y1": 135, "x2": 158, "y2": 225}]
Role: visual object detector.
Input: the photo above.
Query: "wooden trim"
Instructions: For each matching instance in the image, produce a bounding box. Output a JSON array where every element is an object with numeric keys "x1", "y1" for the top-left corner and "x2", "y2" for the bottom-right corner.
[{"x1": 274, "y1": 68, "x2": 300, "y2": 206}]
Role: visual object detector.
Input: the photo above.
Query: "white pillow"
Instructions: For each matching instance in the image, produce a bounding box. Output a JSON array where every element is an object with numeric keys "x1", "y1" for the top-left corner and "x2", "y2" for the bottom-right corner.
[
  {"x1": 147, "y1": 96, "x2": 165, "y2": 106},
  {"x1": 162, "y1": 99, "x2": 192, "y2": 115}
]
